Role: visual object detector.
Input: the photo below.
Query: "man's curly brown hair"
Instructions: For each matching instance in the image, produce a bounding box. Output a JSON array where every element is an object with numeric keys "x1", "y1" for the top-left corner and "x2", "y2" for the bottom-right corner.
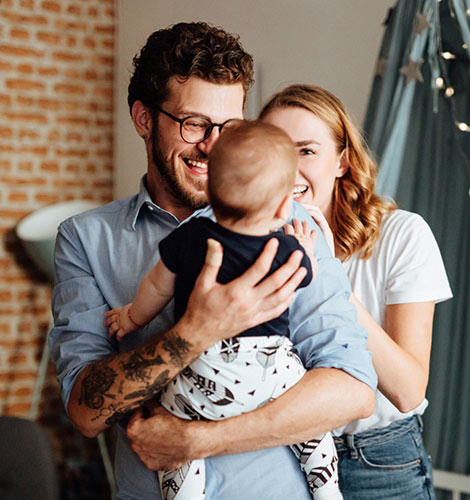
[{"x1": 127, "y1": 22, "x2": 254, "y2": 114}]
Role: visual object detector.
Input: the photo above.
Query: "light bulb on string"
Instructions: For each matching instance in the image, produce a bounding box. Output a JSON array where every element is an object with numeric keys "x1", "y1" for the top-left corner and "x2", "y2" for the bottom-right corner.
[
  {"x1": 441, "y1": 51, "x2": 456, "y2": 59},
  {"x1": 436, "y1": 77, "x2": 445, "y2": 88},
  {"x1": 445, "y1": 87, "x2": 455, "y2": 98},
  {"x1": 456, "y1": 122, "x2": 470, "y2": 132}
]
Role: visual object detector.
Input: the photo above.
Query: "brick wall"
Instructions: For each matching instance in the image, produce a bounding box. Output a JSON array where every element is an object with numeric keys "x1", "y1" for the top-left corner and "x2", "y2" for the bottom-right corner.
[{"x1": 0, "y1": 0, "x2": 115, "y2": 496}]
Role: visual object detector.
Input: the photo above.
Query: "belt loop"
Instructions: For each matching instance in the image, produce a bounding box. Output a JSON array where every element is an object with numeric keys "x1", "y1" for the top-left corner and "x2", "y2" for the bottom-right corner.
[
  {"x1": 416, "y1": 414, "x2": 424, "y2": 432},
  {"x1": 346, "y1": 434, "x2": 359, "y2": 460}
]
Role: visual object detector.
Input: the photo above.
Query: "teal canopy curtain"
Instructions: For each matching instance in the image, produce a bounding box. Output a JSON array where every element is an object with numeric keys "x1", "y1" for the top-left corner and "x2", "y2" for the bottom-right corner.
[{"x1": 363, "y1": 0, "x2": 470, "y2": 497}]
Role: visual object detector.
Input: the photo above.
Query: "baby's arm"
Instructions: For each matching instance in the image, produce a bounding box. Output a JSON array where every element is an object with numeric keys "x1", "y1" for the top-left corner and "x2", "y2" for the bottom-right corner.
[
  {"x1": 105, "y1": 260, "x2": 176, "y2": 341},
  {"x1": 284, "y1": 218, "x2": 318, "y2": 279}
]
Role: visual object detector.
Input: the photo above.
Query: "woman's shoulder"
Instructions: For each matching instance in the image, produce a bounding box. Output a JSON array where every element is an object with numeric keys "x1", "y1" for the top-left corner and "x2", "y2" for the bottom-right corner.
[
  {"x1": 381, "y1": 208, "x2": 426, "y2": 231},
  {"x1": 379, "y1": 209, "x2": 432, "y2": 244}
]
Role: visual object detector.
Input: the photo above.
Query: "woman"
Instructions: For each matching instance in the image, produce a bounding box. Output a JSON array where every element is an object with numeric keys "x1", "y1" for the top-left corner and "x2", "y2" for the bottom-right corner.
[{"x1": 259, "y1": 84, "x2": 452, "y2": 499}]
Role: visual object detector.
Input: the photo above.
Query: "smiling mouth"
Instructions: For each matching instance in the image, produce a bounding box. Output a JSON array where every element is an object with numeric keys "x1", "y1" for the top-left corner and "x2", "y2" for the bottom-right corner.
[
  {"x1": 184, "y1": 158, "x2": 208, "y2": 176},
  {"x1": 293, "y1": 185, "x2": 308, "y2": 199}
]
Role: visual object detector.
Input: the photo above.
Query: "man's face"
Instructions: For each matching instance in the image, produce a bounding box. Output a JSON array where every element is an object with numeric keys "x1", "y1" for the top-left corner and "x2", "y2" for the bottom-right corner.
[{"x1": 150, "y1": 76, "x2": 245, "y2": 211}]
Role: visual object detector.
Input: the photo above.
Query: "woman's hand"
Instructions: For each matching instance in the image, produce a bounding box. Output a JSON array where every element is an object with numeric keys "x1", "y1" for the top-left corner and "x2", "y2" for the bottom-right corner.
[{"x1": 302, "y1": 204, "x2": 335, "y2": 257}]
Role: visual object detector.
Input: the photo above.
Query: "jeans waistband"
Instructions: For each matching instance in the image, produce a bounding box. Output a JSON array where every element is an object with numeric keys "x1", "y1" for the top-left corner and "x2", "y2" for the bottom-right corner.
[{"x1": 334, "y1": 415, "x2": 423, "y2": 453}]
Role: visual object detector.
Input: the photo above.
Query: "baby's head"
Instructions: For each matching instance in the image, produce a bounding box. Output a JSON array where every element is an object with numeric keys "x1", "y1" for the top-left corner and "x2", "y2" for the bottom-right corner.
[{"x1": 208, "y1": 120, "x2": 297, "y2": 229}]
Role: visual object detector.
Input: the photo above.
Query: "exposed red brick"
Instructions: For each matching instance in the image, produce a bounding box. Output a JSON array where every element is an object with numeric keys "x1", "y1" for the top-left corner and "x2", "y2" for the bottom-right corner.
[
  {"x1": 40, "y1": 161, "x2": 59, "y2": 172},
  {"x1": 54, "y1": 83, "x2": 85, "y2": 94},
  {"x1": 1, "y1": 2, "x2": 115, "y2": 485},
  {"x1": 10, "y1": 28, "x2": 30, "y2": 40},
  {"x1": 2, "y1": 111, "x2": 48, "y2": 123},
  {"x1": 8, "y1": 192, "x2": 29, "y2": 203},
  {"x1": 35, "y1": 193, "x2": 60, "y2": 204},
  {"x1": 6, "y1": 78, "x2": 45, "y2": 91},
  {"x1": 41, "y1": 1, "x2": 61, "y2": 13},
  {"x1": 18, "y1": 129, "x2": 41, "y2": 140},
  {"x1": 0, "y1": 44, "x2": 44, "y2": 58},
  {"x1": 0, "y1": 127, "x2": 13, "y2": 138},
  {"x1": 16, "y1": 63, "x2": 34, "y2": 74},
  {"x1": 1, "y1": 12, "x2": 48, "y2": 26},
  {"x1": 52, "y1": 51, "x2": 83, "y2": 63},
  {"x1": 3, "y1": 402, "x2": 31, "y2": 415},
  {"x1": 37, "y1": 31, "x2": 61, "y2": 44},
  {"x1": 38, "y1": 66, "x2": 59, "y2": 76},
  {"x1": 0, "y1": 61, "x2": 14, "y2": 72},
  {"x1": 66, "y1": 4, "x2": 81, "y2": 16}
]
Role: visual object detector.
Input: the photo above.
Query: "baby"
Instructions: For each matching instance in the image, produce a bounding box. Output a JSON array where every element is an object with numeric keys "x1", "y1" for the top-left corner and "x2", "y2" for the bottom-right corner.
[{"x1": 105, "y1": 120, "x2": 342, "y2": 500}]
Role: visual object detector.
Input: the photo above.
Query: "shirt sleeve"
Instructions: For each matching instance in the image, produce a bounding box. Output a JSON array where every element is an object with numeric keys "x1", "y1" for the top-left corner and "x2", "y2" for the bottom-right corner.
[
  {"x1": 383, "y1": 212, "x2": 452, "y2": 305},
  {"x1": 49, "y1": 218, "x2": 117, "y2": 412},
  {"x1": 287, "y1": 202, "x2": 377, "y2": 390},
  {"x1": 158, "y1": 224, "x2": 187, "y2": 274}
]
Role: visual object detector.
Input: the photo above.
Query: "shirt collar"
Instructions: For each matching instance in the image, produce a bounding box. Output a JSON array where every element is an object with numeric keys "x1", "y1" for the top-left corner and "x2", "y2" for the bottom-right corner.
[
  {"x1": 130, "y1": 175, "x2": 216, "y2": 230},
  {"x1": 130, "y1": 175, "x2": 177, "y2": 229}
]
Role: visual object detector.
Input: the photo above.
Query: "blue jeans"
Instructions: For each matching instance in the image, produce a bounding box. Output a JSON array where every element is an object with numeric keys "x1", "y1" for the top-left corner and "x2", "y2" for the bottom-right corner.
[{"x1": 335, "y1": 416, "x2": 435, "y2": 499}]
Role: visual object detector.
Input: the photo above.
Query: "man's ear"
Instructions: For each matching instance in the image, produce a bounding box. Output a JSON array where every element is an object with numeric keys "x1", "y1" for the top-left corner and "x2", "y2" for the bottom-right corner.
[
  {"x1": 131, "y1": 100, "x2": 152, "y2": 140},
  {"x1": 275, "y1": 193, "x2": 293, "y2": 221},
  {"x1": 336, "y1": 149, "x2": 350, "y2": 178}
]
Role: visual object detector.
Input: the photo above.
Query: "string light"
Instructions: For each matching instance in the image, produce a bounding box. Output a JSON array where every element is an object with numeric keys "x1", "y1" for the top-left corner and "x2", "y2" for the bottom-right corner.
[
  {"x1": 441, "y1": 51, "x2": 456, "y2": 59},
  {"x1": 445, "y1": 87, "x2": 455, "y2": 97},
  {"x1": 463, "y1": 43, "x2": 468, "y2": 49},
  {"x1": 456, "y1": 122, "x2": 470, "y2": 132},
  {"x1": 436, "y1": 77, "x2": 445, "y2": 88}
]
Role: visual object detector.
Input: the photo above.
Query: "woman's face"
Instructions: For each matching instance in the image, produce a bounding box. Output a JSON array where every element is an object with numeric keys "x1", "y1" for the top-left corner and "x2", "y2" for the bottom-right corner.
[{"x1": 261, "y1": 106, "x2": 347, "y2": 221}]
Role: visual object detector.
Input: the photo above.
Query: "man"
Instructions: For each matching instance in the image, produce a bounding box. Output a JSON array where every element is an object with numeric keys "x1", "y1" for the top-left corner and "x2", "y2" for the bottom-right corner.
[{"x1": 50, "y1": 22, "x2": 376, "y2": 500}]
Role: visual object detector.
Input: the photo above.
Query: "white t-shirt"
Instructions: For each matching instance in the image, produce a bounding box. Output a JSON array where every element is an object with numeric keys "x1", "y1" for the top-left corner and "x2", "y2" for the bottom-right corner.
[{"x1": 334, "y1": 209, "x2": 452, "y2": 436}]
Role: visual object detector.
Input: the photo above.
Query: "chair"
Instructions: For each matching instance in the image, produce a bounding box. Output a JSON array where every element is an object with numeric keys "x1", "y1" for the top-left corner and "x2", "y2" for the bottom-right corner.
[{"x1": 0, "y1": 416, "x2": 60, "y2": 500}]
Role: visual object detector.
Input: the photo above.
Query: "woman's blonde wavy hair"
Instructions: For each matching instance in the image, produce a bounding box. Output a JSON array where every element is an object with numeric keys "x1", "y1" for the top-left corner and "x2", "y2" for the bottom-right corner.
[{"x1": 259, "y1": 84, "x2": 396, "y2": 261}]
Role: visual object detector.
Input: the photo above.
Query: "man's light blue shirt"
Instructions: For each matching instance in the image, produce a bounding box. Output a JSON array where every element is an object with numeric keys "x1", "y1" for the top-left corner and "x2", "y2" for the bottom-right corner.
[{"x1": 50, "y1": 177, "x2": 376, "y2": 500}]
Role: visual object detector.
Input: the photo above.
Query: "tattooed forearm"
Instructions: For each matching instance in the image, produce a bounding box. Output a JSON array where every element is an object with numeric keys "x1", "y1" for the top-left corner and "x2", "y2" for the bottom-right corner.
[
  {"x1": 162, "y1": 330, "x2": 192, "y2": 368},
  {"x1": 120, "y1": 351, "x2": 164, "y2": 382},
  {"x1": 125, "y1": 370, "x2": 170, "y2": 400},
  {"x1": 103, "y1": 371, "x2": 170, "y2": 425},
  {"x1": 79, "y1": 358, "x2": 117, "y2": 410},
  {"x1": 104, "y1": 401, "x2": 142, "y2": 426}
]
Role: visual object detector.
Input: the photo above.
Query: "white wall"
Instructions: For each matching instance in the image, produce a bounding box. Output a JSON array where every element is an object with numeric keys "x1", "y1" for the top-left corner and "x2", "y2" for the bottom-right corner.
[{"x1": 114, "y1": 0, "x2": 395, "y2": 199}]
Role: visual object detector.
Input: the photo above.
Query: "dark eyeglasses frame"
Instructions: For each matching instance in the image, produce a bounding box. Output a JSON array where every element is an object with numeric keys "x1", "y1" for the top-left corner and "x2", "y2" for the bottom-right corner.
[{"x1": 154, "y1": 105, "x2": 239, "y2": 144}]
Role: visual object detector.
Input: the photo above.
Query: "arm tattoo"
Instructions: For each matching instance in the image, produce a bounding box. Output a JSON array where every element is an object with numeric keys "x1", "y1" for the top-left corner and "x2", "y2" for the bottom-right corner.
[
  {"x1": 125, "y1": 370, "x2": 170, "y2": 400},
  {"x1": 104, "y1": 371, "x2": 170, "y2": 426},
  {"x1": 79, "y1": 359, "x2": 117, "y2": 410},
  {"x1": 162, "y1": 330, "x2": 192, "y2": 368},
  {"x1": 120, "y1": 350, "x2": 164, "y2": 382},
  {"x1": 79, "y1": 331, "x2": 191, "y2": 424}
]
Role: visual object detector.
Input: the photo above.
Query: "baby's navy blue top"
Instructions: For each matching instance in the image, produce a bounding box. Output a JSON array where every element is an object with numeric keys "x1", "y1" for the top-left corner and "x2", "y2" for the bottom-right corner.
[{"x1": 159, "y1": 216, "x2": 313, "y2": 338}]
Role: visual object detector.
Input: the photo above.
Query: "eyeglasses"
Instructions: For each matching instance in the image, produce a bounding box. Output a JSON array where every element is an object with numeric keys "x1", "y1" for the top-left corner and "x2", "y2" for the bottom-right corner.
[{"x1": 154, "y1": 105, "x2": 240, "y2": 144}]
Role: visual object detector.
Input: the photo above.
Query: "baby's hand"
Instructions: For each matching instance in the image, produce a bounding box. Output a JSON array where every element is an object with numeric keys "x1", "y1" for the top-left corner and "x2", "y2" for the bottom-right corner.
[
  {"x1": 284, "y1": 218, "x2": 319, "y2": 279},
  {"x1": 104, "y1": 303, "x2": 138, "y2": 342},
  {"x1": 301, "y1": 204, "x2": 335, "y2": 256}
]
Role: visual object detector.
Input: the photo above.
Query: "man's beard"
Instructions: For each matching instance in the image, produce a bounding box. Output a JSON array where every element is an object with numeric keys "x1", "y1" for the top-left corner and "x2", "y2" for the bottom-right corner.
[{"x1": 151, "y1": 129, "x2": 208, "y2": 211}]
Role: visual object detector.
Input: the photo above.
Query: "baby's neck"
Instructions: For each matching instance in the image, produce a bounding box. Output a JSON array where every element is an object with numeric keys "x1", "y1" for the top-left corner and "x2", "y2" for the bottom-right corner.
[{"x1": 216, "y1": 217, "x2": 281, "y2": 236}]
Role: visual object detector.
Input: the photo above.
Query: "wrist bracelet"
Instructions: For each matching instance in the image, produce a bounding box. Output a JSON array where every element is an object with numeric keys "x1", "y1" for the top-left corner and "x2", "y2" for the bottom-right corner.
[{"x1": 128, "y1": 307, "x2": 145, "y2": 328}]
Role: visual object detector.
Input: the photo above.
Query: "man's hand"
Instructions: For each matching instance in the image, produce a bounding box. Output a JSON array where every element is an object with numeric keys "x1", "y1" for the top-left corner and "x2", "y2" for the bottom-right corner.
[
  {"x1": 181, "y1": 237, "x2": 308, "y2": 347},
  {"x1": 127, "y1": 405, "x2": 203, "y2": 470}
]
